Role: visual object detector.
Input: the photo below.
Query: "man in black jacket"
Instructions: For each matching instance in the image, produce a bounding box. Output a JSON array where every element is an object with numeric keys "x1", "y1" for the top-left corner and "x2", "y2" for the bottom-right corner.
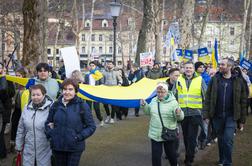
[
  {"x1": 0, "y1": 63, "x2": 15, "y2": 159},
  {"x1": 203, "y1": 58, "x2": 247, "y2": 166}
]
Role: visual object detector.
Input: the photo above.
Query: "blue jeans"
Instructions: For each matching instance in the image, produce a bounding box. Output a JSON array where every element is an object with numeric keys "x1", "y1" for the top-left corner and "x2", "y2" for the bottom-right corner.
[{"x1": 213, "y1": 115, "x2": 236, "y2": 166}]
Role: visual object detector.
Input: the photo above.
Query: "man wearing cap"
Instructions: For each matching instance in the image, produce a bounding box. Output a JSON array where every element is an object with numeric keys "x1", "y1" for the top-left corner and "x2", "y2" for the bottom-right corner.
[{"x1": 176, "y1": 61, "x2": 207, "y2": 166}]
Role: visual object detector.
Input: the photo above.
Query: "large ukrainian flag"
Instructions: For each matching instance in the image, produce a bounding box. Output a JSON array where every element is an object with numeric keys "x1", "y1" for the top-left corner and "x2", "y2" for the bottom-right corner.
[{"x1": 3, "y1": 75, "x2": 167, "y2": 108}]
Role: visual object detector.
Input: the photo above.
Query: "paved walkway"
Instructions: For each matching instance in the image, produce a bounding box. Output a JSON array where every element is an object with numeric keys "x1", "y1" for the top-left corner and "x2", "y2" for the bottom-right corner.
[{"x1": 1, "y1": 109, "x2": 211, "y2": 166}]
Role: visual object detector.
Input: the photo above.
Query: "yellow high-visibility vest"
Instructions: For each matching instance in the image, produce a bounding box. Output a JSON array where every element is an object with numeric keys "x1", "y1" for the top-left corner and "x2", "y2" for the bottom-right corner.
[{"x1": 177, "y1": 75, "x2": 202, "y2": 109}]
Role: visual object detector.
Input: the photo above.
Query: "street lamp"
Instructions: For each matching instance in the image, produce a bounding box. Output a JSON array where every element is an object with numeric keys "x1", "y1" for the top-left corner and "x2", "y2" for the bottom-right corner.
[{"x1": 109, "y1": 1, "x2": 121, "y2": 66}]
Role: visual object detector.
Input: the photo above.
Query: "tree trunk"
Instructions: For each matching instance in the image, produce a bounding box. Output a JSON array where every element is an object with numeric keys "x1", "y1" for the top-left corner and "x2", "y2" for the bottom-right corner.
[
  {"x1": 198, "y1": 0, "x2": 213, "y2": 47},
  {"x1": 22, "y1": 0, "x2": 48, "y2": 68},
  {"x1": 87, "y1": 0, "x2": 95, "y2": 64},
  {"x1": 153, "y1": 0, "x2": 162, "y2": 63},
  {"x1": 248, "y1": 3, "x2": 252, "y2": 59},
  {"x1": 179, "y1": 0, "x2": 195, "y2": 49},
  {"x1": 239, "y1": 0, "x2": 251, "y2": 56},
  {"x1": 135, "y1": 0, "x2": 153, "y2": 65}
]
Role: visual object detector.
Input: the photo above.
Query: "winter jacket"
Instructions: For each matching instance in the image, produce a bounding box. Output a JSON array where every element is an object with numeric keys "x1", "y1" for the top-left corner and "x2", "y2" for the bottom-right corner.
[
  {"x1": 142, "y1": 92, "x2": 184, "y2": 142},
  {"x1": 45, "y1": 96, "x2": 96, "y2": 152},
  {"x1": 15, "y1": 96, "x2": 53, "y2": 166},
  {"x1": 102, "y1": 68, "x2": 122, "y2": 86},
  {"x1": 128, "y1": 69, "x2": 144, "y2": 84},
  {"x1": 146, "y1": 68, "x2": 164, "y2": 79},
  {"x1": 203, "y1": 72, "x2": 247, "y2": 123},
  {"x1": 35, "y1": 77, "x2": 59, "y2": 101},
  {"x1": 201, "y1": 71, "x2": 211, "y2": 86},
  {"x1": 0, "y1": 76, "x2": 15, "y2": 123}
]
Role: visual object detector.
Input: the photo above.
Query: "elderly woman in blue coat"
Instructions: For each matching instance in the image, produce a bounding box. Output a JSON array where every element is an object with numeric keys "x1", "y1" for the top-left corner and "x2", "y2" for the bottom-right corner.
[
  {"x1": 45, "y1": 78, "x2": 96, "y2": 166},
  {"x1": 16, "y1": 84, "x2": 53, "y2": 166},
  {"x1": 141, "y1": 82, "x2": 184, "y2": 166}
]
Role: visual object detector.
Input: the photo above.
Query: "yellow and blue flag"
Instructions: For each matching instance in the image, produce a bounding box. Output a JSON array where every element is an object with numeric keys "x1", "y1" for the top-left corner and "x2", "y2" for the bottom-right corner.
[
  {"x1": 211, "y1": 39, "x2": 218, "y2": 69},
  {"x1": 2, "y1": 75, "x2": 168, "y2": 108}
]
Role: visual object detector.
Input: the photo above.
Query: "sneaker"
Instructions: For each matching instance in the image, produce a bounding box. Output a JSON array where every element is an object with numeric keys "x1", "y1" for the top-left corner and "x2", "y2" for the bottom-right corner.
[
  {"x1": 110, "y1": 118, "x2": 114, "y2": 124},
  {"x1": 100, "y1": 120, "x2": 104, "y2": 127},
  {"x1": 4, "y1": 123, "x2": 11, "y2": 134},
  {"x1": 105, "y1": 117, "x2": 110, "y2": 123},
  {"x1": 207, "y1": 142, "x2": 211, "y2": 146}
]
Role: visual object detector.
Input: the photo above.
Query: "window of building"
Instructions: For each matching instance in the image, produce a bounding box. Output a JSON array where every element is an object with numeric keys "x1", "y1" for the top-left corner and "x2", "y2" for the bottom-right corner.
[
  {"x1": 109, "y1": 47, "x2": 113, "y2": 53},
  {"x1": 99, "y1": 34, "x2": 103, "y2": 41},
  {"x1": 91, "y1": 34, "x2": 95, "y2": 41},
  {"x1": 102, "y1": 19, "x2": 108, "y2": 28},
  {"x1": 230, "y1": 40, "x2": 234, "y2": 45},
  {"x1": 82, "y1": 47, "x2": 86, "y2": 53},
  {"x1": 92, "y1": 47, "x2": 95, "y2": 53},
  {"x1": 82, "y1": 34, "x2": 85, "y2": 41},
  {"x1": 207, "y1": 41, "x2": 211, "y2": 48},
  {"x1": 56, "y1": 49, "x2": 59, "y2": 54},
  {"x1": 85, "y1": 20, "x2": 90, "y2": 27},
  {"x1": 230, "y1": 27, "x2": 235, "y2": 35},
  {"x1": 47, "y1": 48, "x2": 51, "y2": 54},
  {"x1": 99, "y1": 47, "x2": 103, "y2": 53},
  {"x1": 109, "y1": 34, "x2": 113, "y2": 41},
  {"x1": 118, "y1": 47, "x2": 122, "y2": 54}
]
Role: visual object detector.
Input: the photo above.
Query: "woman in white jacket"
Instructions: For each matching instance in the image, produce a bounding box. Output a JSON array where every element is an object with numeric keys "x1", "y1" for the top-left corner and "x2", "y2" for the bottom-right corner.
[{"x1": 16, "y1": 84, "x2": 53, "y2": 166}]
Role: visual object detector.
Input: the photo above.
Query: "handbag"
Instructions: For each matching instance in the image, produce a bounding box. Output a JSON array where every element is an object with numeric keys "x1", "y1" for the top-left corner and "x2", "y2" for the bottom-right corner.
[
  {"x1": 12, "y1": 152, "x2": 22, "y2": 166},
  {"x1": 157, "y1": 102, "x2": 177, "y2": 141}
]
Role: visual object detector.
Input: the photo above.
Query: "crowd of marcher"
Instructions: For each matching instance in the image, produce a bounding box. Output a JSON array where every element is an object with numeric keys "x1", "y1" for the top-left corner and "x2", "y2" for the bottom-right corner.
[{"x1": 0, "y1": 57, "x2": 251, "y2": 166}]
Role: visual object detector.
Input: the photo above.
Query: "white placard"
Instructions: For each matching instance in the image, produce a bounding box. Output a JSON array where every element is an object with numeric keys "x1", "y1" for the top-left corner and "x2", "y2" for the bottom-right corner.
[
  {"x1": 140, "y1": 52, "x2": 154, "y2": 67},
  {"x1": 59, "y1": 46, "x2": 80, "y2": 78}
]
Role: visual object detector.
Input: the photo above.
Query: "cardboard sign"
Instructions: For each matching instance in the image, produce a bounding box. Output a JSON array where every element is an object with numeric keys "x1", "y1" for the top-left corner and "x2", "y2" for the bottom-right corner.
[
  {"x1": 198, "y1": 47, "x2": 210, "y2": 63},
  {"x1": 184, "y1": 49, "x2": 193, "y2": 62},
  {"x1": 60, "y1": 46, "x2": 81, "y2": 78},
  {"x1": 240, "y1": 58, "x2": 252, "y2": 70},
  {"x1": 140, "y1": 52, "x2": 154, "y2": 67}
]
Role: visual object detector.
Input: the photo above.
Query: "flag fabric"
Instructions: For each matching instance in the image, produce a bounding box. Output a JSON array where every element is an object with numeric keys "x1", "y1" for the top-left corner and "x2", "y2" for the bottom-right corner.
[
  {"x1": 211, "y1": 39, "x2": 218, "y2": 69},
  {"x1": 198, "y1": 47, "x2": 210, "y2": 63},
  {"x1": 2, "y1": 75, "x2": 168, "y2": 108}
]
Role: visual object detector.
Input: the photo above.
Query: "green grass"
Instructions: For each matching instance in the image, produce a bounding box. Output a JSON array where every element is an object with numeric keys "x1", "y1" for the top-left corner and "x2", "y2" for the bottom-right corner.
[{"x1": 194, "y1": 115, "x2": 252, "y2": 166}]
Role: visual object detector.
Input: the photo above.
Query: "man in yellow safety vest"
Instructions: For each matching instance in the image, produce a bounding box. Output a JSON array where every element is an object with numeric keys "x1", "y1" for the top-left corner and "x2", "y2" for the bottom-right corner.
[{"x1": 176, "y1": 61, "x2": 207, "y2": 166}]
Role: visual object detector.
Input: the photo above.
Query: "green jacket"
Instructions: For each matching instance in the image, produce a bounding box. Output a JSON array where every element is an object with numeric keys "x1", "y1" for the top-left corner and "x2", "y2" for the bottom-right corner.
[
  {"x1": 203, "y1": 72, "x2": 247, "y2": 123},
  {"x1": 142, "y1": 92, "x2": 184, "y2": 142}
]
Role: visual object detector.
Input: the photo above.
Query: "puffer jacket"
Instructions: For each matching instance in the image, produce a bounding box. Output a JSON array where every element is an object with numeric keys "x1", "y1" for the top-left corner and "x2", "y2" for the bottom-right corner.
[
  {"x1": 15, "y1": 96, "x2": 53, "y2": 166},
  {"x1": 142, "y1": 92, "x2": 184, "y2": 142},
  {"x1": 35, "y1": 77, "x2": 59, "y2": 101},
  {"x1": 45, "y1": 96, "x2": 96, "y2": 152},
  {"x1": 146, "y1": 68, "x2": 164, "y2": 79}
]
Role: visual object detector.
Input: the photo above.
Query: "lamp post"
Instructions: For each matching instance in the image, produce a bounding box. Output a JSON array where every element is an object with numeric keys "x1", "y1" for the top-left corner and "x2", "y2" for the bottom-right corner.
[{"x1": 109, "y1": 1, "x2": 121, "y2": 66}]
